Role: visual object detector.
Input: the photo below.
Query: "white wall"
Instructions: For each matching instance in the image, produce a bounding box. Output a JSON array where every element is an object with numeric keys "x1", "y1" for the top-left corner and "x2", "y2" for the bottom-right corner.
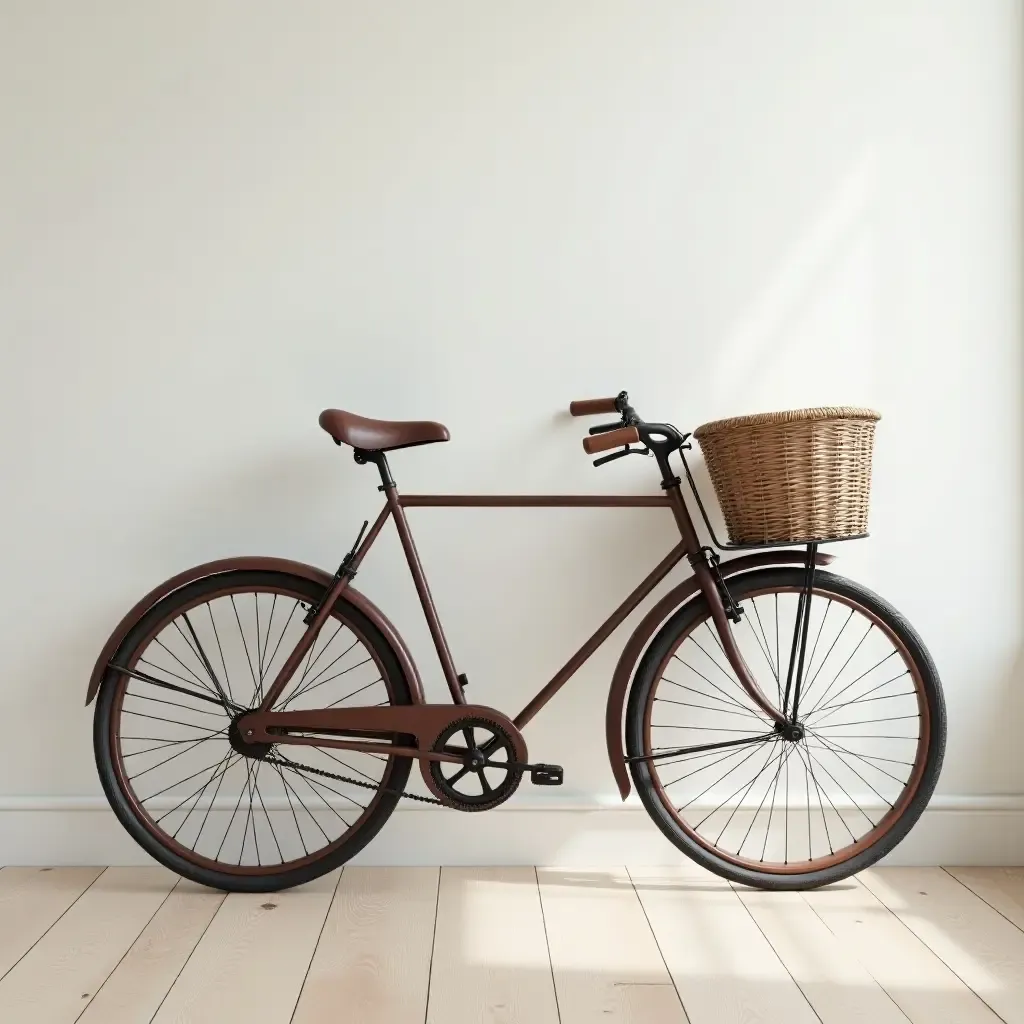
[{"x1": 1, "y1": 0, "x2": 1021, "y2": 865}]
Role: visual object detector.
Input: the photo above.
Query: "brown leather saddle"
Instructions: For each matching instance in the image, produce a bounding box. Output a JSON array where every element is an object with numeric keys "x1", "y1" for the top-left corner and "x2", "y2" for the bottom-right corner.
[{"x1": 318, "y1": 409, "x2": 450, "y2": 453}]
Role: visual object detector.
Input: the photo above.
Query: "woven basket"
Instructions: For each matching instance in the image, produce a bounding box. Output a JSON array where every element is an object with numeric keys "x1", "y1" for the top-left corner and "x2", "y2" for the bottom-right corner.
[{"x1": 692, "y1": 407, "x2": 881, "y2": 545}]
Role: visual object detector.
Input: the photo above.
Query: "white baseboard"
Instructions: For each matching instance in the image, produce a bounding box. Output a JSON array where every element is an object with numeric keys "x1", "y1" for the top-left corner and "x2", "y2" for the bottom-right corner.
[{"x1": 0, "y1": 795, "x2": 1021, "y2": 866}]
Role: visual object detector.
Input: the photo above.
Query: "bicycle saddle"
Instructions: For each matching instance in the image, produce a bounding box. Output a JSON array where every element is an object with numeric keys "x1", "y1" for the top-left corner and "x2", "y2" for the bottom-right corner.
[{"x1": 319, "y1": 409, "x2": 450, "y2": 452}]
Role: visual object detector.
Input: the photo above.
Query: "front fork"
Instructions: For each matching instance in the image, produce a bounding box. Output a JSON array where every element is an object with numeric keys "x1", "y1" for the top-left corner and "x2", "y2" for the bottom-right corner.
[{"x1": 661, "y1": 469, "x2": 814, "y2": 732}]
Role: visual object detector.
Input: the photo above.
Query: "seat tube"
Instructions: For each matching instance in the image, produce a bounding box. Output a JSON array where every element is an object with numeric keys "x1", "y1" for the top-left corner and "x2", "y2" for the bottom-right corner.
[{"x1": 383, "y1": 478, "x2": 466, "y2": 704}]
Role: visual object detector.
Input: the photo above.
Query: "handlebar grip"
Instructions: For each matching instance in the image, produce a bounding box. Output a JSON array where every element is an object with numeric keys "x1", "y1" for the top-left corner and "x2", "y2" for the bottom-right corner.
[
  {"x1": 582, "y1": 425, "x2": 640, "y2": 455},
  {"x1": 570, "y1": 397, "x2": 619, "y2": 417}
]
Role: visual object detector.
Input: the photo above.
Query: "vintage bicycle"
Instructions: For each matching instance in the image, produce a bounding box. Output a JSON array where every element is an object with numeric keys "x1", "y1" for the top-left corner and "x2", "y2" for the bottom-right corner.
[{"x1": 87, "y1": 393, "x2": 945, "y2": 892}]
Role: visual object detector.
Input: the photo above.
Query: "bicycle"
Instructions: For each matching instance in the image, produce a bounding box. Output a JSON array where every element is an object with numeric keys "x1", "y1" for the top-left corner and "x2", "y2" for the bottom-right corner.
[{"x1": 87, "y1": 393, "x2": 945, "y2": 892}]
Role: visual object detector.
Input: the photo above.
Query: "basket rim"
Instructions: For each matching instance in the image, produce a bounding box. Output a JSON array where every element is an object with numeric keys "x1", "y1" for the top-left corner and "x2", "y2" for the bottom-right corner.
[{"x1": 693, "y1": 406, "x2": 881, "y2": 438}]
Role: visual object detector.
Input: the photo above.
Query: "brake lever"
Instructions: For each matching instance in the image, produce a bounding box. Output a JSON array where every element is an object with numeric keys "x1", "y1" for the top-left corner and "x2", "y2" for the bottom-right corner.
[
  {"x1": 592, "y1": 445, "x2": 653, "y2": 468},
  {"x1": 588, "y1": 420, "x2": 625, "y2": 436}
]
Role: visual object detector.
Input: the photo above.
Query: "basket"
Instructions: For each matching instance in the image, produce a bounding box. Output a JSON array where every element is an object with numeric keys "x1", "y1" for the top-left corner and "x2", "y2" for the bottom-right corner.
[{"x1": 692, "y1": 407, "x2": 881, "y2": 545}]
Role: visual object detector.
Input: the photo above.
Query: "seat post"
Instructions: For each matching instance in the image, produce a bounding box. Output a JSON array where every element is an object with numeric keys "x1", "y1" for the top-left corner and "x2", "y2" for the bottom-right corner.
[{"x1": 353, "y1": 449, "x2": 396, "y2": 491}]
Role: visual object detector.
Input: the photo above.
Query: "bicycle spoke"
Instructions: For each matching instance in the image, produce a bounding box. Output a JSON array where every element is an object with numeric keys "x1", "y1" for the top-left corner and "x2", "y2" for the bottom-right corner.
[
  {"x1": 663, "y1": 673, "x2": 763, "y2": 718},
  {"x1": 804, "y1": 730, "x2": 915, "y2": 771},
  {"x1": 286, "y1": 622, "x2": 350, "y2": 702},
  {"x1": 193, "y1": 753, "x2": 238, "y2": 850},
  {"x1": 797, "y1": 742, "x2": 867, "y2": 836},
  {"x1": 774, "y1": 593, "x2": 781, "y2": 686},
  {"x1": 216, "y1": 762, "x2": 254, "y2": 860},
  {"x1": 280, "y1": 655, "x2": 372, "y2": 710},
  {"x1": 661, "y1": 743, "x2": 762, "y2": 789},
  {"x1": 280, "y1": 637, "x2": 360, "y2": 705},
  {"x1": 255, "y1": 595, "x2": 263, "y2": 688},
  {"x1": 745, "y1": 597, "x2": 779, "y2": 685},
  {"x1": 152, "y1": 638, "x2": 218, "y2": 698},
  {"x1": 262, "y1": 600, "x2": 302, "y2": 682},
  {"x1": 124, "y1": 690, "x2": 226, "y2": 719},
  {"x1": 798, "y1": 607, "x2": 855, "y2": 703},
  {"x1": 181, "y1": 611, "x2": 231, "y2": 710},
  {"x1": 132, "y1": 726, "x2": 229, "y2": 780},
  {"x1": 653, "y1": 725, "x2": 766, "y2": 734},
  {"x1": 805, "y1": 649, "x2": 899, "y2": 718},
  {"x1": 809, "y1": 671, "x2": 911, "y2": 724},
  {"x1": 671, "y1": 658, "x2": 760, "y2": 716},
  {"x1": 679, "y1": 743, "x2": 772, "y2": 812},
  {"x1": 795, "y1": 741, "x2": 835, "y2": 855},
  {"x1": 810, "y1": 733, "x2": 895, "y2": 808},
  {"x1": 802, "y1": 621, "x2": 873, "y2": 712},
  {"x1": 654, "y1": 696, "x2": 763, "y2": 721},
  {"x1": 713, "y1": 743, "x2": 778, "y2": 844},
  {"x1": 272, "y1": 762, "x2": 310, "y2": 856},
  {"x1": 172, "y1": 749, "x2": 233, "y2": 841},
  {"x1": 206, "y1": 602, "x2": 235, "y2": 705},
  {"x1": 815, "y1": 714, "x2": 919, "y2": 729},
  {"x1": 252, "y1": 763, "x2": 284, "y2": 863},
  {"x1": 691, "y1": 635, "x2": 744, "y2": 691},
  {"x1": 144, "y1": 753, "x2": 234, "y2": 805},
  {"x1": 736, "y1": 744, "x2": 786, "y2": 856},
  {"x1": 121, "y1": 709, "x2": 224, "y2": 732},
  {"x1": 156, "y1": 755, "x2": 237, "y2": 831},
  {"x1": 285, "y1": 768, "x2": 352, "y2": 829},
  {"x1": 121, "y1": 665, "x2": 234, "y2": 710},
  {"x1": 694, "y1": 742, "x2": 779, "y2": 832},
  {"x1": 230, "y1": 595, "x2": 260, "y2": 695},
  {"x1": 762, "y1": 745, "x2": 798, "y2": 862},
  {"x1": 800, "y1": 598, "x2": 832, "y2": 695},
  {"x1": 322, "y1": 677, "x2": 384, "y2": 709}
]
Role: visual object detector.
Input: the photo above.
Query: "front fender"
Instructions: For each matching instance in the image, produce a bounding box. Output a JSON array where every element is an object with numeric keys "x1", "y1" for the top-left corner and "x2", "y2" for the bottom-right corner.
[
  {"x1": 605, "y1": 549, "x2": 835, "y2": 800},
  {"x1": 85, "y1": 556, "x2": 424, "y2": 705}
]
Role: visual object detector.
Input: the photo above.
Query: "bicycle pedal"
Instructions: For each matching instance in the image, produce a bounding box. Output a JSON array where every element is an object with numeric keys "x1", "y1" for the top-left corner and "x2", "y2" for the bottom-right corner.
[{"x1": 530, "y1": 764, "x2": 564, "y2": 786}]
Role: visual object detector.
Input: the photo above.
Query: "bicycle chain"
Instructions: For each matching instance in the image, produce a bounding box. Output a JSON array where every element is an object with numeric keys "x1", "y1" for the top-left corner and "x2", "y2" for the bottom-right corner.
[{"x1": 262, "y1": 752, "x2": 446, "y2": 805}]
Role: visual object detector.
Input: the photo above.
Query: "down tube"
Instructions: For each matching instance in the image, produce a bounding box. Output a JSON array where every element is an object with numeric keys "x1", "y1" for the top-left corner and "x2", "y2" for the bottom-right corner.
[{"x1": 513, "y1": 542, "x2": 688, "y2": 729}]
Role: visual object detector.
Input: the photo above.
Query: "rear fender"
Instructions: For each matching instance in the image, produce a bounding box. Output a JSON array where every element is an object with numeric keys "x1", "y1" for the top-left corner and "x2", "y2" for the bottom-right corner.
[
  {"x1": 605, "y1": 550, "x2": 835, "y2": 799},
  {"x1": 85, "y1": 556, "x2": 424, "y2": 705}
]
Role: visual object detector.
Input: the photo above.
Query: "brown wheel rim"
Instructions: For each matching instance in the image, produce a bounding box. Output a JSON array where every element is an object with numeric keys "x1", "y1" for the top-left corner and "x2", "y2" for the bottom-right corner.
[
  {"x1": 641, "y1": 583, "x2": 931, "y2": 875},
  {"x1": 108, "y1": 580, "x2": 401, "y2": 877}
]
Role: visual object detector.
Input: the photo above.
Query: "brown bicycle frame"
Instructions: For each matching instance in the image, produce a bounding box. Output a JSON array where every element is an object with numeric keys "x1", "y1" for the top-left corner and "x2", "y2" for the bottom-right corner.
[{"x1": 255, "y1": 481, "x2": 789, "y2": 735}]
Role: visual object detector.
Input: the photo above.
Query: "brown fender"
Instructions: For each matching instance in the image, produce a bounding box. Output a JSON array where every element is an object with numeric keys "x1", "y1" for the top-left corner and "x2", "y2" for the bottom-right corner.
[
  {"x1": 605, "y1": 549, "x2": 835, "y2": 800},
  {"x1": 85, "y1": 556, "x2": 425, "y2": 705}
]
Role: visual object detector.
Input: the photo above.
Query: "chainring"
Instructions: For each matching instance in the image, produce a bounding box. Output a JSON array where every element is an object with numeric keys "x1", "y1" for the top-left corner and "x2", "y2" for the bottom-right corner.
[{"x1": 428, "y1": 716, "x2": 523, "y2": 811}]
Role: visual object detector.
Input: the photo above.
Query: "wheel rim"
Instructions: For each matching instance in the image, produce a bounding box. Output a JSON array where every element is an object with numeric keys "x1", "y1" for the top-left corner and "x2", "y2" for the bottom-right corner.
[
  {"x1": 641, "y1": 582, "x2": 930, "y2": 874},
  {"x1": 108, "y1": 581, "x2": 401, "y2": 877}
]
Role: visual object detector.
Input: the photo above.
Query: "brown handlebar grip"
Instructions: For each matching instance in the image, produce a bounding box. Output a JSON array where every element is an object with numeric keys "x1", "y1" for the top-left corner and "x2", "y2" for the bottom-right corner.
[
  {"x1": 582, "y1": 425, "x2": 640, "y2": 455},
  {"x1": 570, "y1": 397, "x2": 619, "y2": 417}
]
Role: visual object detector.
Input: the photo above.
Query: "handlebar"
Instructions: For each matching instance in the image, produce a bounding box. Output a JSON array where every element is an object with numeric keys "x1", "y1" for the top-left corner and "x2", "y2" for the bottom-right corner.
[
  {"x1": 582, "y1": 425, "x2": 640, "y2": 455},
  {"x1": 569, "y1": 397, "x2": 619, "y2": 417}
]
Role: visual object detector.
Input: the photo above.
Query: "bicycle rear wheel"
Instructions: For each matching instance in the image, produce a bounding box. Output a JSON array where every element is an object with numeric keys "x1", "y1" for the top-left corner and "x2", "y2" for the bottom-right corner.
[
  {"x1": 94, "y1": 569, "x2": 413, "y2": 892},
  {"x1": 626, "y1": 568, "x2": 945, "y2": 889}
]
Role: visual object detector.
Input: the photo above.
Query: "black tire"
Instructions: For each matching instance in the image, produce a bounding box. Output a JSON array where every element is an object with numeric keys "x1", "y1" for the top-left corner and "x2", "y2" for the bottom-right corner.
[
  {"x1": 94, "y1": 570, "x2": 413, "y2": 892},
  {"x1": 626, "y1": 568, "x2": 945, "y2": 890}
]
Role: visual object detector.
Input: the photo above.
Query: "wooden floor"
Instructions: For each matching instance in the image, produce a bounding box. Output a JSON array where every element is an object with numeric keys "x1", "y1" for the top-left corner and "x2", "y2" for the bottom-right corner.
[{"x1": 0, "y1": 865, "x2": 1022, "y2": 1023}]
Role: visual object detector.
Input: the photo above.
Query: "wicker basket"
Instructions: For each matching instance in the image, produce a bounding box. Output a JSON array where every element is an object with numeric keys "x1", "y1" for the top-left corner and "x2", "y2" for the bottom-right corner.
[{"x1": 692, "y1": 407, "x2": 881, "y2": 545}]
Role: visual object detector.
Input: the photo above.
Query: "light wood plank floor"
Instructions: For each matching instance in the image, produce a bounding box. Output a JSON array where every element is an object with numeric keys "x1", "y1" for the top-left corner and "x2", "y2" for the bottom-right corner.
[{"x1": 0, "y1": 865, "x2": 1021, "y2": 1023}]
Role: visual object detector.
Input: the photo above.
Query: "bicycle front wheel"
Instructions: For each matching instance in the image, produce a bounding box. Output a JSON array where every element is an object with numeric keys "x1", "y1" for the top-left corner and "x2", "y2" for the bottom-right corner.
[
  {"x1": 94, "y1": 570, "x2": 413, "y2": 892},
  {"x1": 626, "y1": 568, "x2": 945, "y2": 890}
]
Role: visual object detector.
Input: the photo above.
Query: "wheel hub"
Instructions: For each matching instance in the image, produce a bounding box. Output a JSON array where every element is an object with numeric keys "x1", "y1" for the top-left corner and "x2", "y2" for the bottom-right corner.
[
  {"x1": 774, "y1": 720, "x2": 805, "y2": 742},
  {"x1": 228, "y1": 713, "x2": 273, "y2": 759}
]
